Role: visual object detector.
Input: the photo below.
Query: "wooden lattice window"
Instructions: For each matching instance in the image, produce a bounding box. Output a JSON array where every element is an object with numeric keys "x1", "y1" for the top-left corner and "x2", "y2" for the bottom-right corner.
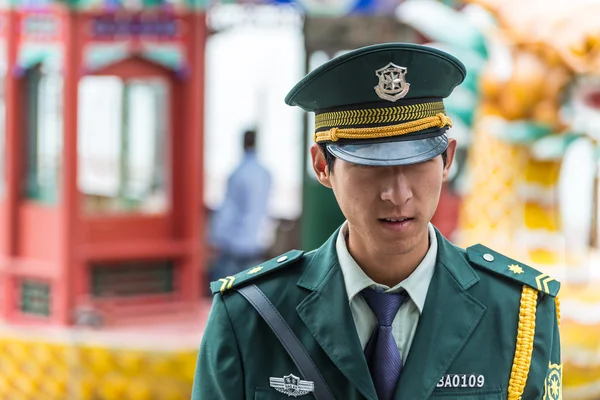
[
  {"x1": 91, "y1": 260, "x2": 175, "y2": 298},
  {"x1": 20, "y1": 280, "x2": 51, "y2": 317},
  {"x1": 23, "y1": 64, "x2": 63, "y2": 203}
]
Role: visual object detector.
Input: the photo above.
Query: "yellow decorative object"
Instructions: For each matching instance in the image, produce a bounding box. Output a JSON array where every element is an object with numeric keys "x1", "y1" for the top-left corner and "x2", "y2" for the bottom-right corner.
[
  {"x1": 508, "y1": 286, "x2": 538, "y2": 399},
  {"x1": 314, "y1": 113, "x2": 452, "y2": 143},
  {"x1": 508, "y1": 264, "x2": 525, "y2": 274},
  {"x1": 524, "y1": 203, "x2": 560, "y2": 231},
  {"x1": 0, "y1": 329, "x2": 198, "y2": 400},
  {"x1": 527, "y1": 249, "x2": 561, "y2": 266}
]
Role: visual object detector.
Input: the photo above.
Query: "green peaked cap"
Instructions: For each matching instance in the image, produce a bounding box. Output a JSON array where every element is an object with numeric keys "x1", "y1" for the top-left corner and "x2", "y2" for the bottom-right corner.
[
  {"x1": 284, "y1": 43, "x2": 467, "y2": 166},
  {"x1": 285, "y1": 43, "x2": 466, "y2": 111}
]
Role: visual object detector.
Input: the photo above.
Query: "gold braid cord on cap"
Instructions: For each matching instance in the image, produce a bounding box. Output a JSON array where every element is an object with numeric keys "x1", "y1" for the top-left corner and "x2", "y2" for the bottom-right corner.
[
  {"x1": 315, "y1": 101, "x2": 445, "y2": 131},
  {"x1": 313, "y1": 113, "x2": 452, "y2": 143},
  {"x1": 507, "y1": 286, "x2": 538, "y2": 400}
]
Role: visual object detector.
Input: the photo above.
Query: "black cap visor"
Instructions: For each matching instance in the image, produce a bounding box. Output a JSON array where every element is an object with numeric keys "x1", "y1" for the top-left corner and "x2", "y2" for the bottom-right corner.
[{"x1": 326, "y1": 129, "x2": 449, "y2": 166}]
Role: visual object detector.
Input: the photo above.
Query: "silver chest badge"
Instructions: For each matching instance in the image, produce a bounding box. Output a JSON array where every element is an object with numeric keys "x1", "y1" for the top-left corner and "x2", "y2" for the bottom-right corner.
[
  {"x1": 374, "y1": 62, "x2": 410, "y2": 102},
  {"x1": 270, "y1": 374, "x2": 314, "y2": 397}
]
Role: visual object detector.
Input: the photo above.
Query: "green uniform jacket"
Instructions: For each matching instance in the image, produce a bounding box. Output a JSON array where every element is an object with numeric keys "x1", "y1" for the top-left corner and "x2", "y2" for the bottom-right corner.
[{"x1": 192, "y1": 227, "x2": 562, "y2": 400}]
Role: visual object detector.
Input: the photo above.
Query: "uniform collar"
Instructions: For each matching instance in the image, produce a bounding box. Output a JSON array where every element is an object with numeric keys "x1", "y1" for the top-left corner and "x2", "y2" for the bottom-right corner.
[{"x1": 336, "y1": 221, "x2": 438, "y2": 314}]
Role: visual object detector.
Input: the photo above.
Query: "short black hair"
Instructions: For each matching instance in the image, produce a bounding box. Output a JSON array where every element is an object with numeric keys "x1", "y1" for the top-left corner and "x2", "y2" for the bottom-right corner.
[
  {"x1": 317, "y1": 143, "x2": 448, "y2": 173},
  {"x1": 318, "y1": 143, "x2": 337, "y2": 173},
  {"x1": 244, "y1": 130, "x2": 256, "y2": 150}
]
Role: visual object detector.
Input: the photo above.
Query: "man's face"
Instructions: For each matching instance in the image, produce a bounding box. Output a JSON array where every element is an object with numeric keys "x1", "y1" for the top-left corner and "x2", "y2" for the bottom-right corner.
[{"x1": 311, "y1": 139, "x2": 456, "y2": 257}]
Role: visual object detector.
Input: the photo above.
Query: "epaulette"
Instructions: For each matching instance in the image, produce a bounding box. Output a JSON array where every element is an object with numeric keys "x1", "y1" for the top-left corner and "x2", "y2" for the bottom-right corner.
[
  {"x1": 466, "y1": 244, "x2": 560, "y2": 297},
  {"x1": 210, "y1": 249, "x2": 305, "y2": 294}
]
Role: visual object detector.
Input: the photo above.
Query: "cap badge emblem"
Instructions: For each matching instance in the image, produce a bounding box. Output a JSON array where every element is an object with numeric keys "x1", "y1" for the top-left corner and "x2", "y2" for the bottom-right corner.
[{"x1": 374, "y1": 62, "x2": 410, "y2": 102}]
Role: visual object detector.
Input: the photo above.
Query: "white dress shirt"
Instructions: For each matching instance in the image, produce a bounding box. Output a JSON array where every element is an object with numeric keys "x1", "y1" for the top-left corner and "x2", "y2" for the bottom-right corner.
[{"x1": 336, "y1": 222, "x2": 438, "y2": 362}]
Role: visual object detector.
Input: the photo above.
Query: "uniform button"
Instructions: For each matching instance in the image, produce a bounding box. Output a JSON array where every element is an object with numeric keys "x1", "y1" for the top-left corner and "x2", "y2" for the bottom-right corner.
[
  {"x1": 483, "y1": 254, "x2": 494, "y2": 262},
  {"x1": 277, "y1": 256, "x2": 288, "y2": 263}
]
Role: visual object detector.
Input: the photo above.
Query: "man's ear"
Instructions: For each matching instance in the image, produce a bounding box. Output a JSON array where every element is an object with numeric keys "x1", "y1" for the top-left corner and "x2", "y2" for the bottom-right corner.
[
  {"x1": 442, "y1": 138, "x2": 457, "y2": 182},
  {"x1": 310, "y1": 144, "x2": 332, "y2": 188}
]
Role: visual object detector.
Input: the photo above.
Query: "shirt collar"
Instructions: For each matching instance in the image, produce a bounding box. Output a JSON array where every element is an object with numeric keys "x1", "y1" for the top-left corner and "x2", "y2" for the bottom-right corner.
[
  {"x1": 336, "y1": 221, "x2": 438, "y2": 314},
  {"x1": 243, "y1": 149, "x2": 257, "y2": 159}
]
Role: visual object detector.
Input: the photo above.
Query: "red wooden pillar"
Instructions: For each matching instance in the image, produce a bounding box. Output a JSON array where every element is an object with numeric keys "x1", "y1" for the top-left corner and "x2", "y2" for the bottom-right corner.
[
  {"x1": 191, "y1": 11, "x2": 207, "y2": 300},
  {"x1": 176, "y1": 12, "x2": 206, "y2": 302},
  {"x1": 58, "y1": 9, "x2": 81, "y2": 325},
  {"x1": 194, "y1": 12, "x2": 208, "y2": 298},
  {"x1": 0, "y1": 9, "x2": 19, "y2": 320}
]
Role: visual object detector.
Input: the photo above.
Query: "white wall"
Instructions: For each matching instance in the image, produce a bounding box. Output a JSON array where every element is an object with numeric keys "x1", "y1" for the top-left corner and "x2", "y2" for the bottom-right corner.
[{"x1": 204, "y1": 8, "x2": 305, "y2": 221}]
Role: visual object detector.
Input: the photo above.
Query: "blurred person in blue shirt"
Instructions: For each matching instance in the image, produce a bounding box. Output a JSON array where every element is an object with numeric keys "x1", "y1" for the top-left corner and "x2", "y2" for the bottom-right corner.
[{"x1": 208, "y1": 129, "x2": 272, "y2": 284}]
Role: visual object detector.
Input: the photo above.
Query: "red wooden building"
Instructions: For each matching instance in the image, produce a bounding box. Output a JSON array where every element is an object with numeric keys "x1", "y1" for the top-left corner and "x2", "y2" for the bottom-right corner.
[{"x1": 0, "y1": 0, "x2": 207, "y2": 328}]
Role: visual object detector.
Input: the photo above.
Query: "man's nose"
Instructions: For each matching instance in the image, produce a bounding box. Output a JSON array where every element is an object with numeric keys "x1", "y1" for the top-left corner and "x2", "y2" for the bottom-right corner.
[{"x1": 380, "y1": 169, "x2": 413, "y2": 205}]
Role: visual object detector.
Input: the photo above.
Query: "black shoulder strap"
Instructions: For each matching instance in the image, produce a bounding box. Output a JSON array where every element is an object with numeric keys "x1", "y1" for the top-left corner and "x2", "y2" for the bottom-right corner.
[{"x1": 236, "y1": 284, "x2": 335, "y2": 400}]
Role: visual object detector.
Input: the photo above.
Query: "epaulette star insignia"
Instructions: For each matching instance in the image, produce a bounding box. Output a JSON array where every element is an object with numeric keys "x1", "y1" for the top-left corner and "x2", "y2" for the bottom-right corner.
[
  {"x1": 508, "y1": 264, "x2": 524, "y2": 274},
  {"x1": 248, "y1": 266, "x2": 264, "y2": 275}
]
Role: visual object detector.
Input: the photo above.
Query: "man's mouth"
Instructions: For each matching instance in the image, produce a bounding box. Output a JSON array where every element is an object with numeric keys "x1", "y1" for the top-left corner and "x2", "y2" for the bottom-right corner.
[{"x1": 379, "y1": 217, "x2": 414, "y2": 231}]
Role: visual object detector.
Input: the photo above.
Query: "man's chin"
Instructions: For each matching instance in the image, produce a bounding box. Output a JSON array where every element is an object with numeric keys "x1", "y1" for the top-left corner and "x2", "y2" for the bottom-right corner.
[{"x1": 376, "y1": 230, "x2": 429, "y2": 255}]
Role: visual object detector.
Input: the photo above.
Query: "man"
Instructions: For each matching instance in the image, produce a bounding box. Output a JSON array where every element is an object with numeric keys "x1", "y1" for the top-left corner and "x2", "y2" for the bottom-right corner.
[
  {"x1": 208, "y1": 129, "x2": 272, "y2": 283},
  {"x1": 193, "y1": 43, "x2": 561, "y2": 400}
]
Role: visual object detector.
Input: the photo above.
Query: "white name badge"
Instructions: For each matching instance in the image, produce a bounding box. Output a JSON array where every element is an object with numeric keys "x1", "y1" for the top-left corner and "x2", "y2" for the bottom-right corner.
[{"x1": 437, "y1": 374, "x2": 485, "y2": 388}]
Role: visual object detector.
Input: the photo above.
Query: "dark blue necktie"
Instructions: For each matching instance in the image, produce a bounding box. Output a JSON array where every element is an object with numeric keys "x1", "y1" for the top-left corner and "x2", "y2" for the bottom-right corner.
[{"x1": 362, "y1": 289, "x2": 407, "y2": 400}]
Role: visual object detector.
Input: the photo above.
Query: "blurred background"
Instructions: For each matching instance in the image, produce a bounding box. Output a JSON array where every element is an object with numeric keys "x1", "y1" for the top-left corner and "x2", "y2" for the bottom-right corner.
[{"x1": 0, "y1": 0, "x2": 599, "y2": 398}]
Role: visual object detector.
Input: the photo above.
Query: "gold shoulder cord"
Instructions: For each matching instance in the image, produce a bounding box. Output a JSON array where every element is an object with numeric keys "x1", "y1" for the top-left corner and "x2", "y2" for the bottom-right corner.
[
  {"x1": 508, "y1": 286, "x2": 538, "y2": 399},
  {"x1": 555, "y1": 296, "x2": 561, "y2": 326}
]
